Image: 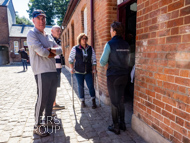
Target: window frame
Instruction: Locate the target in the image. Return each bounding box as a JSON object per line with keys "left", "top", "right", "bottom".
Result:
{"left": 14, "top": 41, "right": 19, "bottom": 54}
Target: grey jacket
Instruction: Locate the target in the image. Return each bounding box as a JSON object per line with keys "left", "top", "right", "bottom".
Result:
{"left": 27, "top": 27, "right": 62, "bottom": 75}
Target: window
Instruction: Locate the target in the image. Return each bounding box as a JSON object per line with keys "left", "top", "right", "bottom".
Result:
{"left": 83, "top": 7, "right": 87, "bottom": 35}
{"left": 14, "top": 41, "right": 19, "bottom": 54}
{"left": 65, "top": 33, "right": 67, "bottom": 47}
{"left": 24, "top": 41, "right": 27, "bottom": 46}
{"left": 63, "top": 35, "right": 65, "bottom": 47}
{"left": 71, "top": 23, "right": 75, "bottom": 47}
{"left": 68, "top": 29, "right": 70, "bottom": 46}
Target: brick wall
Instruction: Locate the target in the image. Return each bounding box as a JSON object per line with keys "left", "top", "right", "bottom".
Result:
{"left": 62, "top": 0, "right": 92, "bottom": 67}
{"left": 134, "top": 0, "right": 190, "bottom": 142}
{"left": 94, "top": 0, "right": 117, "bottom": 99}
{"left": 62, "top": 0, "right": 118, "bottom": 101}
{"left": 0, "top": 7, "right": 9, "bottom": 45}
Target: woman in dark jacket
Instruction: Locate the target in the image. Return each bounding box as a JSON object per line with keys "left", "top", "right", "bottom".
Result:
{"left": 69, "top": 33, "right": 97, "bottom": 109}
{"left": 100, "top": 22, "right": 130, "bottom": 134}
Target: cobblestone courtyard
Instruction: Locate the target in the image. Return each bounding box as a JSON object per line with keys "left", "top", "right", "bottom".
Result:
{"left": 0, "top": 65, "right": 146, "bottom": 143}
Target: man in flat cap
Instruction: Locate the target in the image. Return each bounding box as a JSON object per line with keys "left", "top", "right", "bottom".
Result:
{"left": 27, "top": 9, "right": 62, "bottom": 137}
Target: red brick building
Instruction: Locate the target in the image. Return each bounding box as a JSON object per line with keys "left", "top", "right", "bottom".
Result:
{"left": 62, "top": 0, "right": 190, "bottom": 143}
{"left": 9, "top": 24, "right": 52, "bottom": 63}
{"left": 0, "top": 0, "right": 15, "bottom": 65}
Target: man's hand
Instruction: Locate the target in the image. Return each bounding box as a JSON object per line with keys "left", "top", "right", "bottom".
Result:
{"left": 50, "top": 49, "right": 57, "bottom": 54}
{"left": 48, "top": 52, "right": 56, "bottom": 58}
{"left": 47, "top": 48, "right": 56, "bottom": 58}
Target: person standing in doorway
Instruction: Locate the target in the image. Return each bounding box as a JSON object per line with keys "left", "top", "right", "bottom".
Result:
{"left": 100, "top": 21, "right": 130, "bottom": 135}
{"left": 51, "top": 25, "right": 65, "bottom": 111}
{"left": 69, "top": 33, "right": 97, "bottom": 109}
{"left": 18, "top": 48, "right": 29, "bottom": 71}
{"left": 27, "top": 10, "right": 62, "bottom": 137}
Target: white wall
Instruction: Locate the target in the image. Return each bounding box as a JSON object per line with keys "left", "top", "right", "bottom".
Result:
{"left": 117, "top": 0, "right": 125, "bottom": 5}
{"left": 83, "top": 7, "right": 87, "bottom": 35}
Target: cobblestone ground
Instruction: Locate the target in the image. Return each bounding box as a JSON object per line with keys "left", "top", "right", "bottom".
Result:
{"left": 0, "top": 65, "right": 147, "bottom": 143}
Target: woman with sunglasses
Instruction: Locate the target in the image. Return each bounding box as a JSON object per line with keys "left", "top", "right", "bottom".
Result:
{"left": 69, "top": 33, "right": 97, "bottom": 109}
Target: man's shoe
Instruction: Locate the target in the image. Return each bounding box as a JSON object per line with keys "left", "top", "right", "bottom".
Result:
{"left": 33, "top": 125, "right": 49, "bottom": 137}
{"left": 81, "top": 101, "right": 86, "bottom": 108}
{"left": 52, "top": 111, "right": 57, "bottom": 117}
{"left": 119, "top": 122, "right": 126, "bottom": 131}
{"left": 108, "top": 124, "right": 120, "bottom": 135}
{"left": 53, "top": 103, "right": 65, "bottom": 110}
{"left": 92, "top": 98, "right": 97, "bottom": 109}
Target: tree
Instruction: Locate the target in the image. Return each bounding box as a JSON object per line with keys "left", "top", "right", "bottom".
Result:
{"left": 16, "top": 13, "right": 33, "bottom": 25}
{"left": 54, "top": 0, "right": 70, "bottom": 26}
{"left": 27, "top": 0, "right": 70, "bottom": 26}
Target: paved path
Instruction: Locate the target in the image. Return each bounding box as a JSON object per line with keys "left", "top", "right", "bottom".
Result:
{"left": 0, "top": 65, "right": 147, "bottom": 143}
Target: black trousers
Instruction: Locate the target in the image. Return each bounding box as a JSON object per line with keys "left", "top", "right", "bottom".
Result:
{"left": 34, "top": 72, "right": 57, "bottom": 126}
{"left": 107, "top": 75, "right": 128, "bottom": 124}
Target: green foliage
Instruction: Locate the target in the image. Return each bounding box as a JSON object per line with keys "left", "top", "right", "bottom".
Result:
{"left": 27, "top": 0, "right": 70, "bottom": 26}
{"left": 16, "top": 13, "right": 33, "bottom": 25}
{"left": 54, "top": 0, "right": 70, "bottom": 26}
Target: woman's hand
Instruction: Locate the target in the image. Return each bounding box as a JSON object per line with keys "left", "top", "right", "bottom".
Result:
{"left": 70, "top": 68, "right": 75, "bottom": 74}
{"left": 92, "top": 65, "right": 97, "bottom": 75}
{"left": 69, "top": 64, "right": 75, "bottom": 74}
{"left": 92, "top": 69, "right": 97, "bottom": 75}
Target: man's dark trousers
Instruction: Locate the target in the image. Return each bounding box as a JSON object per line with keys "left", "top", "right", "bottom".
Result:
{"left": 34, "top": 72, "right": 57, "bottom": 126}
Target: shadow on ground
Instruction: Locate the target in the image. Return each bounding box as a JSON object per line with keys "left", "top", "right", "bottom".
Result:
{"left": 60, "top": 67, "right": 147, "bottom": 143}
{"left": 32, "top": 118, "right": 70, "bottom": 143}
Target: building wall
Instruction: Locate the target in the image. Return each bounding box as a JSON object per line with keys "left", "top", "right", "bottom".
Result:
{"left": 62, "top": 0, "right": 190, "bottom": 142}
{"left": 7, "top": 0, "right": 16, "bottom": 32}
{"left": 62, "top": 0, "right": 118, "bottom": 103}
{"left": 9, "top": 37, "right": 27, "bottom": 62}
{"left": 134, "top": 0, "right": 190, "bottom": 143}
{"left": 62, "top": 0, "right": 92, "bottom": 68}
{"left": 0, "top": 6, "right": 9, "bottom": 45}
{"left": 94, "top": 0, "right": 117, "bottom": 100}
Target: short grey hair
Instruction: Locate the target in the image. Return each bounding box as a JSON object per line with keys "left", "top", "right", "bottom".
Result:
{"left": 52, "top": 25, "right": 61, "bottom": 30}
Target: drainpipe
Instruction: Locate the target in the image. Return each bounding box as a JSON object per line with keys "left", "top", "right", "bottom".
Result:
{"left": 90, "top": 0, "right": 94, "bottom": 48}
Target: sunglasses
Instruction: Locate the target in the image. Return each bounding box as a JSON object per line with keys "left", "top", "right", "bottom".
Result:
{"left": 82, "top": 38, "right": 88, "bottom": 40}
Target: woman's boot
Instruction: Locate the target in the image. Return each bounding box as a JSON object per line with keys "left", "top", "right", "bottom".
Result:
{"left": 108, "top": 104, "right": 120, "bottom": 134}
{"left": 92, "top": 98, "right": 97, "bottom": 109}
{"left": 119, "top": 103, "right": 126, "bottom": 131}
{"left": 81, "top": 101, "right": 86, "bottom": 108}
{"left": 108, "top": 123, "right": 120, "bottom": 135}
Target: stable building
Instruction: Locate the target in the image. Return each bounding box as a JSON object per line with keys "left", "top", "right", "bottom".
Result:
{"left": 0, "top": 0, "right": 52, "bottom": 65}
{"left": 61, "top": 0, "right": 190, "bottom": 143}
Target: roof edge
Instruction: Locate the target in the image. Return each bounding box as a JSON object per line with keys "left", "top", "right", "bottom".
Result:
{"left": 62, "top": 0, "right": 80, "bottom": 27}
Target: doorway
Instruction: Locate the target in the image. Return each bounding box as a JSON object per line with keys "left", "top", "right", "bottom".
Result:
{"left": 0, "top": 46, "right": 9, "bottom": 65}
{"left": 118, "top": 0, "right": 137, "bottom": 124}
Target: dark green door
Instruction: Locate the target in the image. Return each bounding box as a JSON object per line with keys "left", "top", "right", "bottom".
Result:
{"left": 0, "top": 46, "right": 9, "bottom": 65}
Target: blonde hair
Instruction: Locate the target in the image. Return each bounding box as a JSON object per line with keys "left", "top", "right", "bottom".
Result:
{"left": 77, "top": 33, "right": 88, "bottom": 45}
